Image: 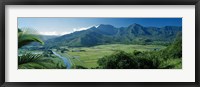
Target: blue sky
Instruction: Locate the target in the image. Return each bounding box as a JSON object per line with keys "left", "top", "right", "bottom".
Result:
{"left": 18, "top": 18, "right": 182, "bottom": 35}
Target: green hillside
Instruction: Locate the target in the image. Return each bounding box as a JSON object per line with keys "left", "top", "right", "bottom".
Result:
{"left": 44, "top": 24, "right": 182, "bottom": 47}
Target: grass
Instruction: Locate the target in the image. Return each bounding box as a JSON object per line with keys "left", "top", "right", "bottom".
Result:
{"left": 58, "top": 44, "right": 166, "bottom": 68}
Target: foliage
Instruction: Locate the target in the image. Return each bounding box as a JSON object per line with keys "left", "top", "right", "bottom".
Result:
{"left": 163, "top": 32, "right": 182, "bottom": 58}
{"left": 18, "top": 60, "right": 67, "bottom": 69}
{"left": 18, "top": 51, "right": 67, "bottom": 69}
{"left": 18, "top": 53, "right": 43, "bottom": 65}
{"left": 98, "top": 51, "right": 137, "bottom": 69}
{"left": 97, "top": 51, "right": 162, "bottom": 69}
{"left": 97, "top": 33, "right": 182, "bottom": 69}
{"left": 18, "top": 28, "right": 44, "bottom": 48}
{"left": 43, "top": 50, "right": 53, "bottom": 57}
{"left": 18, "top": 29, "right": 66, "bottom": 69}
{"left": 72, "top": 65, "right": 88, "bottom": 69}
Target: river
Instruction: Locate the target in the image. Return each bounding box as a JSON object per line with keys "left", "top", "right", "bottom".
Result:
{"left": 52, "top": 51, "right": 72, "bottom": 69}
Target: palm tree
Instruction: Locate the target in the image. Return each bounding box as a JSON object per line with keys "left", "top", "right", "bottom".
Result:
{"left": 18, "top": 28, "right": 44, "bottom": 48}
{"left": 18, "top": 28, "right": 67, "bottom": 69}
{"left": 18, "top": 28, "right": 44, "bottom": 66}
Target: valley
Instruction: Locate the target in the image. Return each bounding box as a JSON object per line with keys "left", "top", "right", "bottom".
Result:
{"left": 18, "top": 21, "right": 182, "bottom": 69}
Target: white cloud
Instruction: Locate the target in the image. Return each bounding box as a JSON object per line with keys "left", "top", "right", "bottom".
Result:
{"left": 39, "top": 31, "right": 71, "bottom": 36}
{"left": 60, "top": 32, "right": 71, "bottom": 35}
{"left": 39, "top": 25, "right": 99, "bottom": 36}
{"left": 72, "top": 27, "right": 89, "bottom": 32}
{"left": 73, "top": 25, "right": 99, "bottom": 32}
{"left": 39, "top": 31, "right": 58, "bottom": 35}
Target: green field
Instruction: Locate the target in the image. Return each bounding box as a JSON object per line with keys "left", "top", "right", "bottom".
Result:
{"left": 57, "top": 44, "right": 166, "bottom": 68}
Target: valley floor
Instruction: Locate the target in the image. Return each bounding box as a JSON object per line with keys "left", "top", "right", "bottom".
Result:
{"left": 56, "top": 44, "right": 166, "bottom": 69}
{"left": 18, "top": 44, "right": 166, "bottom": 69}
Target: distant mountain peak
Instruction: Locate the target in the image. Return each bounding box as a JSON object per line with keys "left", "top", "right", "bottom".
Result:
{"left": 94, "top": 25, "right": 100, "bottom": 28}
{"left": 129, "top": 23, "right": 142, "bottom": 27}
{"left": 127, "top": 23, "right": 144, "bottom": 30}
{"left": 97, "top": 24, "right": 115, "bottom": 29}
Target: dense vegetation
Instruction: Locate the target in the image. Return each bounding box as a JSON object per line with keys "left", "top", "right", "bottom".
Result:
{"left": 97, "top": 33, "right": 182, "bottom": 69}
{"left": 18, "top": 29, "right": 66, "bottom": 69}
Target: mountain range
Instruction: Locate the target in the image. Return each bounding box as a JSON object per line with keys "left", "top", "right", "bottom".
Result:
{"left": 44, "top": 23, "right": 182, "bottom": 47}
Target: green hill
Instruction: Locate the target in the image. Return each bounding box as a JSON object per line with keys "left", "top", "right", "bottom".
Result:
{"left": 44, "top": 23, "right": 182, "bottom": 47}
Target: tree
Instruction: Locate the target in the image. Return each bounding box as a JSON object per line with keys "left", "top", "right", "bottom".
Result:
{"left": 18, "top": 28, "right": 67, "bottom": 69}
{"left": 98, "top": 51, "right": 138, "bottom": 69}
{"left": 18, "top": 28, "right": 44, "bottom": 67}
{"left": 18, "top": 28, "right": 44, "bottom": 48}
{"left": 163, "top": 32, "right": 182, "bottom": 59}
{"left": 97, "top": 34, "right": 182, "bottom": 69}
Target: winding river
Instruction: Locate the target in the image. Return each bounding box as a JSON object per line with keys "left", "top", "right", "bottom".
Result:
{"left": 52, "top": 51, "right": 72, "bottom": 69}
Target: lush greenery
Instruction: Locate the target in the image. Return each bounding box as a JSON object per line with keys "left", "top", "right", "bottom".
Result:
{"left": 18, "top": 29, "right": 66, "bottom": 69}
{"left": 97, "top": 33, "right": 182, "bottom": 69}
{"left": 18, "top": 55, "right": 66, "bottom": 69}
{"left": 18, "top": 28, "right": 44, "bottom": 48}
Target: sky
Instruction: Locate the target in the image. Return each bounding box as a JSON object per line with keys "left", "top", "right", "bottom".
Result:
{"left": 18, "top": 18, "right": 182, "bottom": 36}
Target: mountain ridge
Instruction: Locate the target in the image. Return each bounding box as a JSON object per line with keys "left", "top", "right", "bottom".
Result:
{"left": 44, "top": 23, "right": 182, "bottom": 47}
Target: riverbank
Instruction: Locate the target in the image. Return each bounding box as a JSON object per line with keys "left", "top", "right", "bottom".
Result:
{"left": 52, "top": 51, "right": 72, "bottom": 69}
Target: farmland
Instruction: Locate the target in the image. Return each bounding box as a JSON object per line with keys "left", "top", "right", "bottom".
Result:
{"left": 55, "top": 44, "right": 166, "bottom": 68}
